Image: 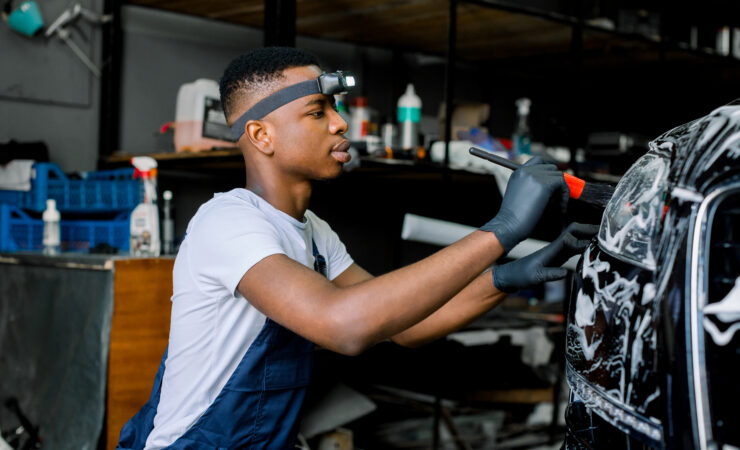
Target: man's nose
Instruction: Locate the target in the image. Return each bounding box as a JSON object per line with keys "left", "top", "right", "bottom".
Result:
{"left": 329, "top": 108, "right": 348, "bottom": 135}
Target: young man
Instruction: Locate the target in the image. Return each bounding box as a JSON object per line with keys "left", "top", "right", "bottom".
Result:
{"left": 118, "top": 47, "right": 595, "bottom": 449}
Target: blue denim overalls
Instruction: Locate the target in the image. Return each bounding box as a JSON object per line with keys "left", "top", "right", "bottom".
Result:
{"left": 117, "top": 240, "right": 327, "bottom": 449}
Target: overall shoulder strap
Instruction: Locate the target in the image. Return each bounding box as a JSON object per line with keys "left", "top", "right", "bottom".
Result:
{"left": 312, "top": 238, "right": 327, "bottom": 278}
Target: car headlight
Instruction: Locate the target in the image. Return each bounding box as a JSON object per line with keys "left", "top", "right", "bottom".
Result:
{"left": 598, "top": 148, "right": 670, "bottom": 270}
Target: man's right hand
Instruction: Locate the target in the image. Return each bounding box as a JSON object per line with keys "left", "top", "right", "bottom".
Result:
{"left": 480, "top": 156, "right": 569, "bottom": 252}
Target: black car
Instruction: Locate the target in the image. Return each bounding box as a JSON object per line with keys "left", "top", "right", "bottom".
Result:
{"left": 565, "top": 100, "right": 740, "bottom": 449}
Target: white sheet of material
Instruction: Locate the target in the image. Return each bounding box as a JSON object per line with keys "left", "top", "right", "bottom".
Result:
{"left": 401, "top": 213, "right": 580, "bottom": 271}
{"left": 429, "top": 141, "right": 512, "bottom": 194}
{"left": 0, "top": 159, "right": 35, "bottom": 191}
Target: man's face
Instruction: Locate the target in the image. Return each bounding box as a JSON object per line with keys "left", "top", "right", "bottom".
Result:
{"left": 261, "top": 65, "right": 350, "bottom": 181}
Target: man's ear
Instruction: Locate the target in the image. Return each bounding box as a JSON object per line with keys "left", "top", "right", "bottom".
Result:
{"left": 245, "top": 121, "right": 274, "bottom": 156}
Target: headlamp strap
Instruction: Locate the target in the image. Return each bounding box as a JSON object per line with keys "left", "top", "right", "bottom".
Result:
{"left": 230, "top": 78, "right": 321, "bottom": 141}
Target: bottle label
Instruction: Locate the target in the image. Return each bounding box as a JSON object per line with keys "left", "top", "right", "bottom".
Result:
{"left": 397, "top": 107, "right": 421, "bottom": 123}
{"left": 43, "top": 222, "right": 60, "bottom": 247}
{"left": 513, "top": 134, "right": 531, "bottom": 155}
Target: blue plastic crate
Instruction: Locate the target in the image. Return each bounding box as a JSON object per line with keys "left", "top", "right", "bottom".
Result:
{"left": 0, "top": 204, "right": 131, "bottom": 253}
{"left": 0, "top": 204, "right": 43, "bottom": 252}
{"left": 0, "top": 163, "right": 142, "bottom": 213}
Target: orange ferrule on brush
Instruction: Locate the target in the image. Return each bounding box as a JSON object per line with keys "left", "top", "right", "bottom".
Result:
{"left": 563, "top": 173, "right": 585, "bottom": 199}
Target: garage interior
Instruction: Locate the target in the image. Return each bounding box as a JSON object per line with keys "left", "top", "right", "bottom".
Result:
{"left": 1, "top": 0, "right": 738, "bottom": 449}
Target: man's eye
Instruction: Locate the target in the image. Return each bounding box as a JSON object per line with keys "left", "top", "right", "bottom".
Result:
{"left": 310, "top": 110, "right": 325, "bottom": 118}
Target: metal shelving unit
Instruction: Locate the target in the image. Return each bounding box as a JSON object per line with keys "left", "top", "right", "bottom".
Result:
{"left": 104, "top": 0, "right": 740, "bottom": 169}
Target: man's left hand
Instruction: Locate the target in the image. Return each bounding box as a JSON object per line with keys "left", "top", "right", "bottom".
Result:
{"left": 491, "top": 222, "right": 599, "bottom": 293}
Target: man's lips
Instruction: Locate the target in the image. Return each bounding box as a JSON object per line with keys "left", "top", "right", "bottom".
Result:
{"left": 331, "top": 139, "right": 352, "bottom": 163}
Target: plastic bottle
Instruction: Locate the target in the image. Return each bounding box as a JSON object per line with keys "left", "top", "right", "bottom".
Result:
{"left": 130, "top": 156, "right": 161, "bottom": 257}
{"left": 381, "top": 119, "right": 397, "bottom": 150}
{"left": 349, "top": 97, "right": 370, "bottom": 141}
{"left": 42, "top": 199, "right": 60, "bottom": 255}
{"left": 162, "top": 190, "right": 174, "bottom": 255}
{"left": 174, "top": 79, "right": 237, "bottom": 153}
{"left": 512, "top": 97, "right": 532, "bottom": 156}
{"left": 397, "top": 84, "right": 422, "bottom": 150}
{"left": 335, "top": 94, "right": 351, "bottom": 123}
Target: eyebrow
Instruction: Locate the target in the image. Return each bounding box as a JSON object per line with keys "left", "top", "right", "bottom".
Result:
{"left": 303, "top": 98, "right": 327, "bottom": 108}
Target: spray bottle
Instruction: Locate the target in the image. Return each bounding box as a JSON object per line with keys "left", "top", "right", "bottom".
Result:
{"left": 130, "top": 156, "right": 160, "bottom": 256}
{"left": 512, "top": 97, "right": 531, "bottom": 157}
{"left": 397, "top": 84, "right": 422, "bottom": 150}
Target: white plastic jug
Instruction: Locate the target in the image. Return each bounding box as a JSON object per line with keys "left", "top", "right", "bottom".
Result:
{"left": 174, "top": 79, "right": 236, "bottom": 153}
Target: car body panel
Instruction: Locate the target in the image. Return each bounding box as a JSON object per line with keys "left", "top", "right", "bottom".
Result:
{"left": 565, "top": 100, "right": 740, "bottom": 449}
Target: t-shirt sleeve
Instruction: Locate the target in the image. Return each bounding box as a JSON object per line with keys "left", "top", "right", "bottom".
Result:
{"left": 309, "top": 212, "right": 354, "bottom": 280}
{"left": 186, "top": 199, "right": 286, "bottom": 295}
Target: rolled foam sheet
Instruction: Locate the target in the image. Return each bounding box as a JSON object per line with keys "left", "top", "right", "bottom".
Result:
{"left": 401, "top": 213, "right": 580, "bottom": 271}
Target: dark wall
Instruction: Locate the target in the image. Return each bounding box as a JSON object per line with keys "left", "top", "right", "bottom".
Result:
{"left": 118, "top": 5, "right": 508, "bottom": 245}
{"left": 119, "top": 6, "right": 397, "bottom": 154}
{"left": 118, "top": 6, "right": 513, "bottom": 154}
{"left": 0, "top": 0, "right": 104, "bottom": 172}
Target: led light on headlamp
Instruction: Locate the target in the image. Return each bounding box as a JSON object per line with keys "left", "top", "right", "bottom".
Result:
{"left": 317, "top": 71, "right": 355, "bottom": 95}
{"left": 230, "top": 70, "right": 356, "bottom": 141}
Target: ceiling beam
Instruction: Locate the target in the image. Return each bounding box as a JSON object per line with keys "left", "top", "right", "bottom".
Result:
{"left": 264, "top": 0, "right": 296, "bottom": 47}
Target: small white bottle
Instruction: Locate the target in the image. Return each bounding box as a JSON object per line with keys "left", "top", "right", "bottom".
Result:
{"left": 162, "top": 190, "right": 174, "bottom": 255}
{"left": 42, "top": 199, "right": 61, "bottom": 255}
{"left": 397, "top": 84, "right": 422, "bottom": 150}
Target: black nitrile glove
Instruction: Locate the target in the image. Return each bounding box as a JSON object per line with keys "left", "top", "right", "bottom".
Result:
{"left": 492, "top": 222, "right": 599, "bottom": 293}
{"left": 480, "top": 156, "right": 569, "bottom": 252}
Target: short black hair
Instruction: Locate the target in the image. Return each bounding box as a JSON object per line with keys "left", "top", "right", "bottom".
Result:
{"left": 219, "top": 47, "right": 320, "bottom": 120}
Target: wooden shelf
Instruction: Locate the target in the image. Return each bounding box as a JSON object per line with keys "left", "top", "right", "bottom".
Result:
{"left": 107, "top": 147, "right": 241, "bottom": 163}
{"left": 104, "top": 150, "right": 504, "bottom": 184}
{"left": 106, "top": 148, "right": 245, "bottom": 171}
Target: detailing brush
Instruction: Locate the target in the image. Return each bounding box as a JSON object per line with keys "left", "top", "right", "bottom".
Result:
{"left": 469, "top": 147, "right": 615, "bottom": 208}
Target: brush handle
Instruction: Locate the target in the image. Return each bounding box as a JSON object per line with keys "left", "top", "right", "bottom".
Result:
{"left": 563, "top": 173, "right": 585, "bottom": 199}
{"left": 468, "top": 147, "right": 585, "bottom": 200}
{"left": 468, "top": 147, "right": 520, "bottom": 170}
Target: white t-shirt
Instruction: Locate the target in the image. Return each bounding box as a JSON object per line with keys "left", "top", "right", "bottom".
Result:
{"left": 144, "top": 188, "right": 354, "bottom": 449}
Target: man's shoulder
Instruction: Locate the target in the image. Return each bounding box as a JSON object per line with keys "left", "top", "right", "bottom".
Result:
{"left": 189, "top": 189, "right": 267, "bottom": 231}
{"left": 207, "top": 188, "right": 259, "bottom": 208}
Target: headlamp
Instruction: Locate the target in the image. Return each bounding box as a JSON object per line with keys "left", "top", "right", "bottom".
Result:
{"left": 317, "top": 71, "right": 355, "bottom": 95}
{"left": 230, "top": 70, "right": 356, "bottom": 141}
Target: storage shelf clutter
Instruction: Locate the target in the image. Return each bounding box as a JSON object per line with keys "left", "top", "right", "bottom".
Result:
{"left": 0, "top": 163, "right": 141, "bottom": 213}
{"left": 0, "top": 163, "right": 142, "bottom": 253}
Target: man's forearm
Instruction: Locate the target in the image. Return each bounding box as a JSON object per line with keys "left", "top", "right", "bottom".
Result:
{"left": 390, "top": 271, "right": 506, "bottom": 348}
{"left": 240, "top": 229, "right": 505, "bottom": 355}
{"left": 332, "top": 230, "right": 505, "bottom": 348}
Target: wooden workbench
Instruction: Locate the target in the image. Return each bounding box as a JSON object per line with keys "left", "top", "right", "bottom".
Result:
{"left": 0, "top": 253, "right": 173, "bottom": 449}
{"left": 107, "top": 257, "right": 173, "bottom": 448}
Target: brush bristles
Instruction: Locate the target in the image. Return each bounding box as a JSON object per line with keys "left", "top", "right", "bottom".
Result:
{"left": 580, "top": 183, "right": 616, "bottom": 208}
